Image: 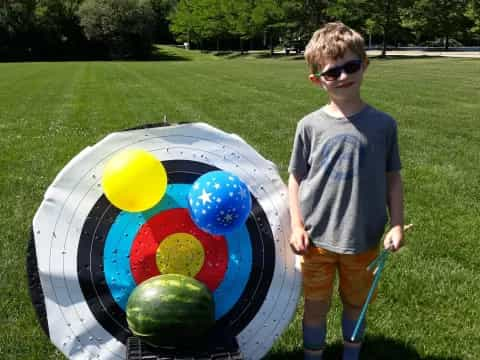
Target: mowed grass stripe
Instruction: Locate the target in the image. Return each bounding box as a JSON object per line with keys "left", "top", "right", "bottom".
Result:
{"left": 109, "top": 60, "right": 320, "bottom": 165}
{"left": 111, "top": 60, "right": 307, "bottom": 121}
{"left": 377, "top": 254, "right": 480, "bottom": 358}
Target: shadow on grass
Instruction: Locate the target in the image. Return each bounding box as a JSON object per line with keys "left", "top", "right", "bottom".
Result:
{"left": 369, "top": 55, "right": 444, "bottom": 61}
{"left": 252, "top": 52, "right": 286, "bottom": 59}
{"left": 148, "top": 47, "right": 192, "bottom": 61}
{"left": 255, "top": 53, "right": 306, "bottom": 61}
{"left": 211, "top": 51, "right": 447, "bottom": 61}
{"left": 213, "top": 51, "right": 250, "bottom": 59}
{"left": 266, "top": 336, "right": 462, "bottom": 360}
{"left": 217, "top": 52, "right": 309, "bottom": 61}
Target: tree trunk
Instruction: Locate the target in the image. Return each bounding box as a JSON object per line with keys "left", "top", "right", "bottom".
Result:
{"left": 269, "top": 32, "right": 274, "bottom": 56}
{"left": 381, "top": 0, "right": 390, "bottom": 57}
{"left": 444, "top": 35, "right": 449, "bottom": 51}
{"left": 381, "top": 26, "right": 387, "bottom": 57}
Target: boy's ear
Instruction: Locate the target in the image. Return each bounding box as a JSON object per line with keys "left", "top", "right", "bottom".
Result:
{"left": 363, "top": 58, "right": 370, "bottom": 71}
{"left": 308, "top": 73, "right": 321, "bottom": 84}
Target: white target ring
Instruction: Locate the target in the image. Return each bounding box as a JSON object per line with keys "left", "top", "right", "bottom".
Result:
{"left": 30, "top": 123, "right": 301, "bottom": 360}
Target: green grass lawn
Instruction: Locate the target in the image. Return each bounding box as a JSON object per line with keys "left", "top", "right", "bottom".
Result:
{"left": 1, "top": 46, "right": 479, "bottom": 359}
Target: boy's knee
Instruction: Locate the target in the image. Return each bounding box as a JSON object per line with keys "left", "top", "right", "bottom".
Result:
{"left": 304, "top": 299, "right": 331, "bottom": 325}
{"left": 341, "top": 301, "right": 363, "bottom": 320}
{"left": 303, "top": 299, "right": 330, "bottom": 354}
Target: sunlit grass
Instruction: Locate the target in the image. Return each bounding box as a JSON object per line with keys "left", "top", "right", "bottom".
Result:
{"left": 1, "top": 51, "right": 479, "bottom": 359}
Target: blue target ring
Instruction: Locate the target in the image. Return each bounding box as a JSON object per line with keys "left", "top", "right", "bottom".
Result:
{"left": 103, "top": 184, "right": 252, "bottom": 319}
{"left": 77, "top": 159, "right": 276, "bottom": 346}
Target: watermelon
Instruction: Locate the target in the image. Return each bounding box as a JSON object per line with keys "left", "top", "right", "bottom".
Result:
{"left": 126, "top": 274, "right": 215, "bottom": 347}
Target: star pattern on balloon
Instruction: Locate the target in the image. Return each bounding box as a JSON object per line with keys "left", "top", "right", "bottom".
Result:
{"left": 188, "top": 171, "right": 252, "bottom": 235}
{"left": 198, "top": 189, "right": 212, "bottom": 205}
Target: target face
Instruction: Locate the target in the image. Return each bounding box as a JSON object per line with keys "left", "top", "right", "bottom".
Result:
{"left": 30, "top": 123, "right": 301, "bottom": 360}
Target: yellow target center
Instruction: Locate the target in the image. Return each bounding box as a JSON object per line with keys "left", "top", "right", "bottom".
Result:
{"left": 156, "top": 233, "right": 205, "bottom": 277}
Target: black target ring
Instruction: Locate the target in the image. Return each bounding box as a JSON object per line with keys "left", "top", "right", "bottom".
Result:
{"left": 77, "top": 160, "right": 275, "bottom": 348}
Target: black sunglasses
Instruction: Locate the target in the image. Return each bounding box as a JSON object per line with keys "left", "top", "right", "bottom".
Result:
{"left": 315, "top": 59, "right": 363, "bottom": 81}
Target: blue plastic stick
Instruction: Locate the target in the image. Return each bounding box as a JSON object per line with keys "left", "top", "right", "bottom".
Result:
{"left": 350, "top": 251, "right": 389, "bottom": 342}
{"left": 366, "top": 249, "right": 389, "bottom": 272}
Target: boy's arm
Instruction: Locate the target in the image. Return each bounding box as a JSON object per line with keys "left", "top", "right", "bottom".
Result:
{"left": 288, "top": 174, "right": 309, "bottom": 254}
{"left": 384, "top": 171, "right": 404, "bottom": 251}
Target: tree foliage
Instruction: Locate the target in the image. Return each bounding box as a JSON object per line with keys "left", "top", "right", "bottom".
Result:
{"left": 170, "top": 0, "right": 256, "bottom": 48}
{"left": 466, "top": 0, "right": 480, "bottom": 35}
{"left": 401, "top": 0, "right": 470, "bottom": 49}
{"left": 78, "top": 0, "right": 155, "bottom": 58}
{"left": 327, "top": 0, "right": 368, "bottom": 32}
{"left": 251, "top": 0, "right": 285, "bottom": 52}
{"left": 0, "top": 0, "right": 36, "bottom": 57}
{"left": 150, "top": 0, "right": 178, "bottom": 43}
{"left": 34, "top": 0, "right": 86, "bottom": 56}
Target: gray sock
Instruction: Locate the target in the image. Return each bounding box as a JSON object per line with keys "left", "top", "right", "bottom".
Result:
{"left": 342, "top": 344, "right": 361, "bottom": 360}
{"left": 305, "top": 348, "right": 324, "bottom": 360}
{"left": 303, "top": 322, "right": 326, "bottom": 360}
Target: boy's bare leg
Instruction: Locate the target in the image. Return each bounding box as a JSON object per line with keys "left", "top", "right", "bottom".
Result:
{"left": 303, "top": 299, "right": 330, "bottom": 360}
{"left": 342, "top": 304, "right": 363, "bottom": 360}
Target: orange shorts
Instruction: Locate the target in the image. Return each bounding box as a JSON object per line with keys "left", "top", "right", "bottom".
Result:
{"left": 301, "top": 246, "right": 379, "bottom": 307}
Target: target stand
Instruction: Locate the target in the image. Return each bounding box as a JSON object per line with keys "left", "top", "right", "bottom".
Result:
{"left": 28, "top": 122, "right": 301, "bottom": 360}
{"left": 126, "top": 333, "right": 243, "bottom": 360}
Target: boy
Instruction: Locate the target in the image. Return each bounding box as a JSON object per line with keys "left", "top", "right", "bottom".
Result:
{"left": 288, "top": 22, "right": 404, "bottom": 360}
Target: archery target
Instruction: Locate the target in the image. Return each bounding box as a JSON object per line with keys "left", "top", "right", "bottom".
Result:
{"left": 30, "top": 123, "right": 301, "bottom": 360}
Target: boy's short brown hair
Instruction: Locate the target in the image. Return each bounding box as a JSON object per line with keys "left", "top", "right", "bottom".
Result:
{"left": 304, "top": 22, "right": 368, "bottom": 74}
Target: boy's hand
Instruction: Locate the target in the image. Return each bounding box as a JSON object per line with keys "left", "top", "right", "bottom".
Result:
{"left": 383, "top": 225, "right": 404, "bottom": 251}
{"left": 290, "top": 226, "right": 309, "bottom": 254}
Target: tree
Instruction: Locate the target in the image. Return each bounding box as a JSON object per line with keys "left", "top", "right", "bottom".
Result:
{"left": 150, "top": 0, "right": 177, "bottom": 43}
{"left": 170, "top": 0, "right": 230, "bottom": 50}
{"left": 0, "top": 0, "right": 36, "bottom": 58}
{"left": 194, "top": 0, "right": 229, "bottom": 49}
{"left": 326, "top": 0, "right": 372, "bottom": 45}
{"left": 169, "top": 0, "right": 201, "bottom": 46}
{"left": 327, "top": 0, "right": 366, "bottom": 29}
{"left": 465, "top": 0, "right": 480, "bottom": 36}
{"left": 363, "top": 0, "right": 412, "bottom": 56}
{"left": 401, "top": 0, "right": 469, "bottom": 49}
{"left": 34, "top": 0, "right": 85, "bottom": 57}
{"left": 224, "top": 0, "right": 256, "bottom": 53}
{"left": 303, "top": 0, "right": 329, "bottom": 33}
{"left": 79, "top": 0, "right": 155, "bottom": 58}
{"left": 0, "top": 0, "right": 36, "bottom": 35}
{"left": 278, "top": 0, "right": 328, "bottom": 48}
{"left": 325, "top": 0, "right": 413, "bottom": 55}
{"left": 251, "top": 0, "right": 285, "bottom": 54}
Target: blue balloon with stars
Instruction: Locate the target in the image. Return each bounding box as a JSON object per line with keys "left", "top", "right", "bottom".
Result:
{"left": 187, "top": 170, "right": 252, "bottom": 235}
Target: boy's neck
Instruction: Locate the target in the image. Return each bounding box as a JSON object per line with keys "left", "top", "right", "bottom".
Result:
{"left": 325, "top": 97, "right": 366, "bottom": 118}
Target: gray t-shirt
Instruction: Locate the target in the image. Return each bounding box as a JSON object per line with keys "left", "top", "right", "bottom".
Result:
{"left": 288, "top": 104, "right": 401, "bottom": 254}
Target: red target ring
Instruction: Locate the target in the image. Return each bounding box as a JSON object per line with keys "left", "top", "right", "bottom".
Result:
{"left": 129, "top": 208, "right": 228, "bottom": 291}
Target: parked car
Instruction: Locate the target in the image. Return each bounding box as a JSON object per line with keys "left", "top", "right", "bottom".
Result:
{"left": 283, "top": 40, "right": 306, "bottom": 55}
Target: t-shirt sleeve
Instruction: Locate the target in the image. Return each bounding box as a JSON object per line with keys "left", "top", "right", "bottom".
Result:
{"left": 386, "top": 120, "right": 401, "bottom": 172}
{"left": 288, "top": 121, "right": 310, "bottom": 180}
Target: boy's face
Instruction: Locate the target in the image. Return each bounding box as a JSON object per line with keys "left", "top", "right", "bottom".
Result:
{"left": 309, "top": 49, "right": 367, "bottom": 100}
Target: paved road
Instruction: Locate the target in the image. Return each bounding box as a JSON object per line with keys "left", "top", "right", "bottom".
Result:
{"left": 276, "top": 49, "right": 480, "bottom": 58}
{"left": 367, "top": 49, "right": 480, "bottom": 58}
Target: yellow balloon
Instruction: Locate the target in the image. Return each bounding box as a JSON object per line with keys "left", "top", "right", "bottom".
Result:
{"left": 102, "top": 149, "right": 167, "bottom": 212}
